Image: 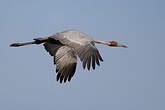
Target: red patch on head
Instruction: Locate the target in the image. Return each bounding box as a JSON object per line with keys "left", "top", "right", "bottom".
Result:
{"left": 109, "top": 41, "right": 117, "bottom": 46}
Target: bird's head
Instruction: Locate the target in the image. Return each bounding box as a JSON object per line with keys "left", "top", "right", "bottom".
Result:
{"left": 108, "top": 41, "right": 128, "bottom": 48}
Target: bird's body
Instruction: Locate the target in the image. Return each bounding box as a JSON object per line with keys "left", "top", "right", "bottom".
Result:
{"left": 10, "top": 30, "right": 127, "bottom": 83}
{"left": 59, "top": 30, "right": 94, "bottom": 45}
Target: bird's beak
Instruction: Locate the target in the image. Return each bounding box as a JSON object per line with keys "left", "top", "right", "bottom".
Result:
{"left": 117, "top": 43, "right": 128, "bottom": 48}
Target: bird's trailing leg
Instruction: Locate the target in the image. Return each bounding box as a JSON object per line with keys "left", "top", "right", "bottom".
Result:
{"left": 10, "top": 41, "right": 36, "bottom": 47}
{"left": 10, "top": 36, "right": 50, "bottom": 47}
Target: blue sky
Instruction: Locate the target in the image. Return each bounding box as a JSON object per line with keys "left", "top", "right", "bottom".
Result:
{"left": 0, "top": 0, "right": 165, "bottom": 110}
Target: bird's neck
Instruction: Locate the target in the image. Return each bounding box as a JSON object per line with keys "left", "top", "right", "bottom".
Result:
{"left": 93, "top": 40, "right": 109, "bottom": 45}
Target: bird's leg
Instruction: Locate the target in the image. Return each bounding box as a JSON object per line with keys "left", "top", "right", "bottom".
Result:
{"left": 10, "top": 36, "right": 50, "bottom": 47}
{"left": 10, "top": 41, "right": 36, "bottom": 47}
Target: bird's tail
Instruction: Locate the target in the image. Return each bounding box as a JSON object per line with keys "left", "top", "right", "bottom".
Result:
{"left": 10, "top": 41, "right": 35, "bottom": 47}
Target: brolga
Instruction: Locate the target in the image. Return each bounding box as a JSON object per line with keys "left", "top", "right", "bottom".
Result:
{"left": 10, "top": 30, "right": 128, "bottom": 83}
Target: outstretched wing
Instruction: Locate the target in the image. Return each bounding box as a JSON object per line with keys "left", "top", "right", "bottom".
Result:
{"left": 44, "top": 42, "right": 77, "bottom": 83}
{"left": 49, "top": 30, "right": 103, "bottom": 70}
{"left": 76, "top": 43, "right": 103, "bottom": 70}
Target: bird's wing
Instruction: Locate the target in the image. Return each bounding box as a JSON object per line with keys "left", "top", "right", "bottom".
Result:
{"left": 49, "top": 30, "right": 103, "bottom": 70}
{"left": 75, "top": 43, "right": 103, "bottom": 70}
{"left": 44, "top": 42, "right": 77, "bottom": 83}
{"left": 43, "top": 42, "right": 61, "bottom": 56}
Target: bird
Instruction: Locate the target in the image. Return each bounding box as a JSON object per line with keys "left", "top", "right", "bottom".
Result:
{"left": 10, "top": 30, "right": 128, "bottom": 83}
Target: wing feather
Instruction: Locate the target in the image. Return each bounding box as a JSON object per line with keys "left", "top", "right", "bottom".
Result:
{"left": 44, "top": 42, "right": 77, "bottom": 83}
{"left": 49, "top": 30, "right": 103, "bottom": 70}
{"left": 55, "top": 46, "right": 77, "bottom": 83}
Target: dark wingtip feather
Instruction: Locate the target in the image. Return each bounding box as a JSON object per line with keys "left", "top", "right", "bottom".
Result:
{"left": 87, "top": 56, "right": 91, "bottom": 70}
{"left": 56, "top": 73, "right": 61, "bottom": 81}
{"left": 64, "top": 77, "right": 67, "bottom": 83}
{"left": 98, "top": 53, "right": 103, "bottom": 62}
{"left": 82, "top": 62, "right": 86, "bottom": 69}
{"left": 92, "top": 55, "right": 95, "bottom": 70}
{"left": 82, "top": 57, "right": 87, "bottom": 69}
{"left": 60, "top": 76, "right": 64, "bottom": 83}
{"left": 87, "top": 66, "right": 90, "bottom": 71}
{"left": 68, "top": 76, "right": 72, "bottom": 82}
{"left": 100, "top": 56, "right": 103, "bottom": 62}
{"left": 96, "top": 58, "right": 100, "bottom": 66}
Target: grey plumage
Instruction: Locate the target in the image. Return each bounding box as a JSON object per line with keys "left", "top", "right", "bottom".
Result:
{"left": 10, "top": 30, "right": 128, "bottom": 83}
{"left": 10, "top": 30, "right": 105, "bottom": 83}
{"left": 39, "top": 30, "right": 103, "bottom": 83}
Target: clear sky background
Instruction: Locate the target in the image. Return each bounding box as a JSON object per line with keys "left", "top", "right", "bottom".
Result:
{"left": 0, "top": 0, "right": 165, "bottom": 110}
